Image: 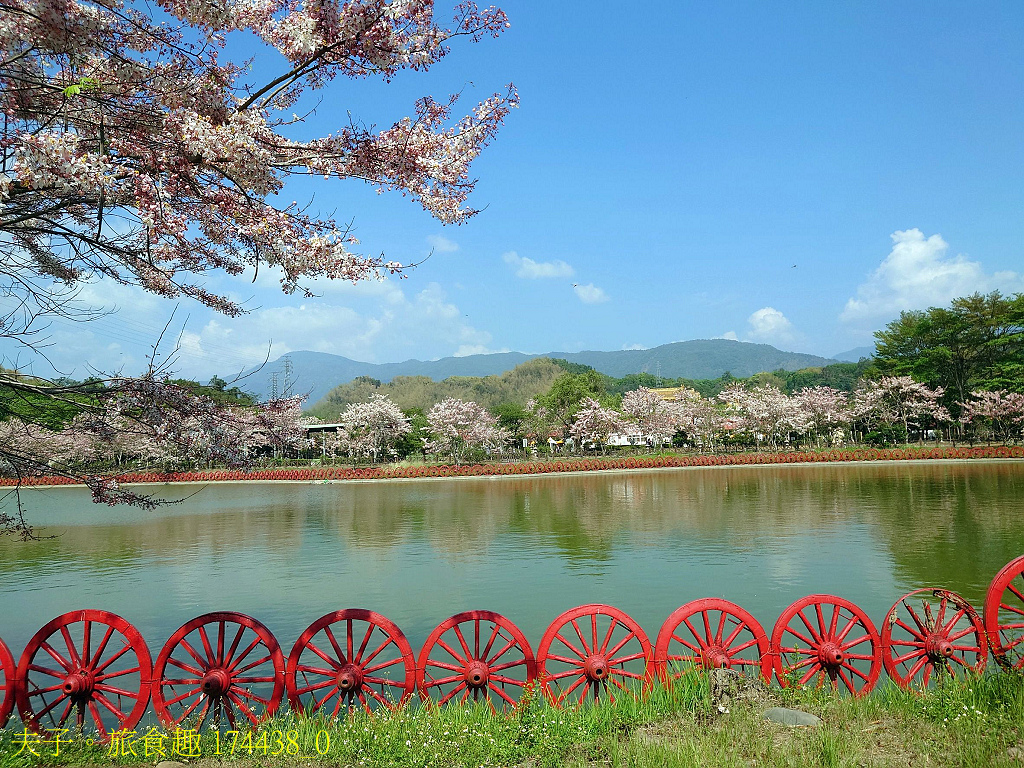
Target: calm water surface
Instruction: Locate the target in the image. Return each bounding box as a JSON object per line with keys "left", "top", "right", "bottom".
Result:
{"left": 2, "top": 460, "right": 1023, "bottom": 657}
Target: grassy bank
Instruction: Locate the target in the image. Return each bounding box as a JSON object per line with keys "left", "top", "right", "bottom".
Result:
{"left": 2, "top": 672, "right": 1022, "bottom": 767}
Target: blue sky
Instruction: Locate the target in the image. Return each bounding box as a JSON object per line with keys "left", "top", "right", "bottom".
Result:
{"left": 15, "top": 1, "right": 1024, "bottom": 381}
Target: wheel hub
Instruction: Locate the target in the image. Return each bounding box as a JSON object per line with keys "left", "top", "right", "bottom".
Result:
{"left": 337, "top": 664, "right": 364, "bottom": 692}
{"left": 201, "top": 668, "right": 232, "bottom": 697}
{"left": 702, "top": 647, "right": 730, "bottom": 669}
{"left": 464, "top": 660, "right": 490, "bottom": 688}
{"left": 925, "top": 634, "right": 954, "bottom": 661}
{"left": 62, "top": 670, "right": 95, "bottom": 700}
{"left": 817, "top": 643, "right": 844, "bottom": 668}
{"left": 583, "top": 654, "right": 609, "bottom": 681}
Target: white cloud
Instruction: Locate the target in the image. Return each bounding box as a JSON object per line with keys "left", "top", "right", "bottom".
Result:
{"left": 745, "top": 307, "right": 796, "bottom": 344}
{"left": 0, "top": 277, "right": 497, "bottom": 380}
{"left": 426, "top": 234, "right": 459, "bottom": 253}
{"left": 503, "top": 251, "right": 575, "bottom": 279}
{"left": 622, "top": 342, "right": 647, "bottom": 350}
{"left": 574, "top": 283, "right": 609, "bottom": 304}
{"left": 841, "top": 228, "right": 1024, "bottom": 324}
{"left": 718, "top": 331, "right": 739, "bottom": 341}
{"left": 454, "top": 343, "right": 509, "bottom": 357}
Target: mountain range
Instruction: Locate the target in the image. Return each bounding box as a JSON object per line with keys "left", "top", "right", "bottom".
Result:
{"left": 241, "top": 339, "right": 846, "bottom": 406}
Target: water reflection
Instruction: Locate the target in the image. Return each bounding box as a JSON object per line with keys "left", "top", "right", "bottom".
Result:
{"left": 0, "top": 462, "right": 1022, "bottom": 663}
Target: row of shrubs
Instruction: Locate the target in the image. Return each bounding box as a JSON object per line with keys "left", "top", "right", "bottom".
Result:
{"left": 3, "top": 445, "right": 1022, "bottom": 487}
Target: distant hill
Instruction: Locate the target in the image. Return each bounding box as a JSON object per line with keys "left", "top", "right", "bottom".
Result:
{"left": 832, "top": 346, "right": 875, "bottom": 362}
{"left": 241, "top": 339, "right": 839, "bottom": 405}
{"left": 306, "top": 358, "right": 566, "bottom": 420}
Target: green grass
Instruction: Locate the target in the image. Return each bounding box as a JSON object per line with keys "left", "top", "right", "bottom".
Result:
{"left": 1, "top": 672, "right": 1022, "bottom": 767}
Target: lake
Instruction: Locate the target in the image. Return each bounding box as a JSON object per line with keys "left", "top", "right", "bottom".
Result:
{"left": 2, "top": 460, "right": 1022, "bottom": 662}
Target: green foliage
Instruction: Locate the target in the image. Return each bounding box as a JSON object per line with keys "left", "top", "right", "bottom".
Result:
{"left": 393, "top": 408, "right": 429, "bottom": 459}
{"left": 167, "top": 378, "right": 256, "bottom": 406}
{"left": 492, "top": 401, "right": 530, "bottom": 438}
{"left": 308, "top": 356, "right": 880, "bottom": 427}
{"left": 308, "top": 358, "right": 567, "bottom": 420}
{"left": 874, "top": 291, "right": 1024, "bottom": 409}
{"left": 778, "top": 360, "right": 873, "bottom": 394}
{"left": 864, "top": 424, "right": 907, "bottom": 447}
{"left": 535, "top": 369, "right": 612, "bottom": 433}
{"left": 0, "top": 372, "right": 106, "bottom": 429}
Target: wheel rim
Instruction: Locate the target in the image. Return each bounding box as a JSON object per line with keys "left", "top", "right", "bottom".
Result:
{"left": 984, "top": 555, "right": 1024, "bottom": 671}
{"left": 655, "top": 598, "right": 771, "bottom": 682}
{"left": 537, "top": 604, "right": 652, "bottom": 707}
{"left": 882, "top": 589, "right": 987, "bottom": 689}
{"left": 771, "top": 595, "right": 882, "bottom": 697}
{"left": 417, "top": 610, "right": 536, "bottom": 710}
{"left": 152, "top": 612, "right": 284, "bottom": 730}
{"left": 286, "top": 609, "right": 415, "bottom": 716}
{"left": 14, "top": 610, "right": 152, "bottom": 741}
{"left": 0, "top": 636, "right": 15, "bottom": 729}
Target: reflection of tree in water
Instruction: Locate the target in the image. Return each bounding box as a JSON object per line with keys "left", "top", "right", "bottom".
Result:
{"left": 843, "top": 462, "right": 1024, "bottom": 602}
{"left": 2, "top": 464, "right": 1022, "bottom": 600}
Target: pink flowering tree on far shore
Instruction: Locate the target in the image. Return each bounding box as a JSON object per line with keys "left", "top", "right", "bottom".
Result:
{"left": 959, "top": 390, "right": 1024, "bottom": 444}
{"left": 673, "top": 388, "right": 726, "bottom": 453}
{"left": 620, "top": 387, "right": 679, "bottom": 450}
{"left": 793, "top": 386, "right": 852, "bottom": 448}
{"left": 853, "top": 376, "right": 949, "bottom": 443}
{"left": 718, "top": 384, "right": 805, "bottom": 450}
{"left": 338, "top": 394, "right": 411, "bottom": 462}
{"left": 426, "top": 398, "right": 506, "bottom": 464}
{"left": 569, "top": 398, "right": 624, "bottom": 453}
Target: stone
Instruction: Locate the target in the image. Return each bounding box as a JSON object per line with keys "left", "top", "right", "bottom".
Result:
{"left": 762, "top": 707, "right": 822, "bottom": 728}
{"left": 155, "top": 762, "right": 187, "bottom": 768}
{"left": 709, "top": 667, "right": 770, "bottom": 710}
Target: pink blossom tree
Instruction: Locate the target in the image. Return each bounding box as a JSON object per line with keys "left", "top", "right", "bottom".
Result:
{"left": 718, "top": 384, "right": 804, "bottom": 450}
{"left": 852, "top": 376, "right": 949, "bottom": 443}
{"left": 673, "top": 388, "right": 726, "bottom": 453}
{"left": 620, "top": 387, "right": 679, "bottom": 450}
{"left": 569, "top": 398, "right": 624, "bottom": 454}
{"left": 1, "top": 0, "right": 515, "bottom": 317}
{"left": 0, "top": 0, "right": 514, "bottom": 535}
{"left": 793, "top": 386, "right": 852, "bottom": 448}
{"left": 426, "top": 398, "right": 506, "bottom": 464}
{"left": 959, "top": 390, "right": 1024, "bottom": 444}
{"left": 337, "top": 393, "right": 411, "bottom": 462}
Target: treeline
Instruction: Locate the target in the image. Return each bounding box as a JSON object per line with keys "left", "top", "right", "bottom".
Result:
{"left": 308, "top": 357, "right": 874, "bottom": 419}
{"left": 874, "top": 291, "right": 1024, "bottom": 416}
{"left": 0, "top": 371, "right": 256, "bottom": 431}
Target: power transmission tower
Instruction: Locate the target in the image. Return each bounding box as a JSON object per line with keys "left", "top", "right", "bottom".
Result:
{"left": 270, "top": 372, "right": 279, "bottom": 401}
{"left": 282, "top": 356, "right": 294, "bottom": 397}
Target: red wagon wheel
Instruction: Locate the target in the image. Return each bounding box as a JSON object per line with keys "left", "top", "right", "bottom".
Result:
{"left": 14, "top": 610, "right": 152, "bottom": 740}
{"left": 537, "top": 604, "right": 652, "bottom": 706}
{"left": 1, "top": 636, "right": 16, "bottom": 729}
{"left": 882, "top": 589, "right": 987, "bottom": 689}
{"left": 771, "top": 595, "right": 882, "bottom": 697}
{"left": 417, "top": 611, "right": 536, "bottom": 710}
{"left": 286, "top": 609, "right": 416, "bottom": 716}
{"left": 984, "top": 555, "right": 1024, "bottom": 670}
{"left": 655, "top": 599, "right": 771, "bottom": 682}
{"left": 152, "top": 612, "right": 284, "bottom": 730}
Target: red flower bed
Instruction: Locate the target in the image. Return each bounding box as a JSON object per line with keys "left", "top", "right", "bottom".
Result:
{"left": 4, "top": 443, "right": 1023, "bottom": 488}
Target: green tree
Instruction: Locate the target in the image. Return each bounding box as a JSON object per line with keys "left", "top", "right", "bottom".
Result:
{"left": 535, "top": 370, "right": 611, "bottom": 437}
{"left": 393, "top": 408, "right": 430, "bottom": 460}
{"left": 874, "top": 292, "right": 1024, "bottom": 413}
